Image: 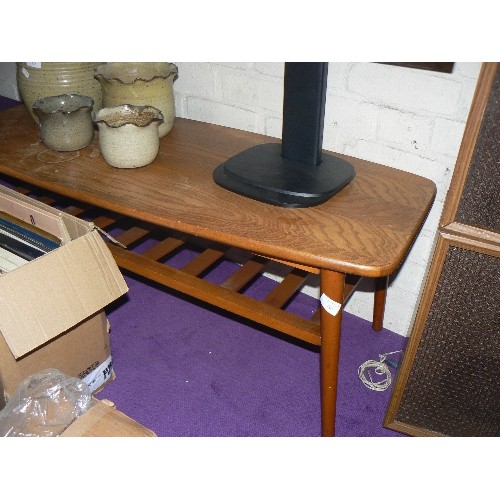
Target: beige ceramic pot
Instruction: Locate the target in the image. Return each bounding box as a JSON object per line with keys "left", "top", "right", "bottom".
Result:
{"left": 94, "top": 104, "right": 164, "bottom": 169}
{"left": 94, "top": 62, "right": 177, "bottom": 138}
{"left": 33, "top": 94, "right": 94, "bottom": 152}
{"left": 16, "top": 62, "right": 103, "bottom": 124}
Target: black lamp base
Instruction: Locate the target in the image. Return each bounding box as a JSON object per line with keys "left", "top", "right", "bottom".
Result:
{"left": 213, "top": 143, "right": 355, "bottom": 208}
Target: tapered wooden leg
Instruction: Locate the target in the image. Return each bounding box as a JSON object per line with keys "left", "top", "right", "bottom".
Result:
{"left": 320, "top": 269, "right": 345, "bottom": 437}
{"left": 372, "top": 276, "right": 389, "bottom": 331}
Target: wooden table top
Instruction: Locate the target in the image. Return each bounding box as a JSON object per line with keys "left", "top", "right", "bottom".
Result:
{"left": 0, "top": 105, "right": 436, "bottom": 276}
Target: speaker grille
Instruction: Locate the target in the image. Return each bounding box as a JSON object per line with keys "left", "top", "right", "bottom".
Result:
{"left": 455, "top": 65, "right": 500, "bottom": 233}
{"left": 395, "top": 246, "right": 500, "bottom": 436}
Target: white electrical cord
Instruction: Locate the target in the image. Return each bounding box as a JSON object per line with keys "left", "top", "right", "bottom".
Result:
{"left": 358, "top": 351, "right": 401, "bottom": 391}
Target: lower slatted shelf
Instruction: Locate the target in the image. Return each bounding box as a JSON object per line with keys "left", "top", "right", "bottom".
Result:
{"left": 5, "top": 178, "right": 365, "bottom": 346}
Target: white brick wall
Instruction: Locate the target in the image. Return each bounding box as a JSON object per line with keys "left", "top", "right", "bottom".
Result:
{"left": 347, "top": 64, "right": 463, "bottom": 115}
{"left": 0, "top": 61, "right": 482, "bottom": 336}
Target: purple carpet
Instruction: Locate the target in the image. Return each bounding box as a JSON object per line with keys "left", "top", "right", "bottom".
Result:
{"left": 97, "top": 269, "right": 406, "bottom": 437}
{"left": 1, "top": 95, "right": 406, "bottom": 437}
{"left": 0, "top": 95, "right": 19, "bottom": 112}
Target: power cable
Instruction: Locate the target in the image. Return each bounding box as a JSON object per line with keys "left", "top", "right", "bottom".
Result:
{"left": 358, "top": 350, "right": 401, "bottom": 391}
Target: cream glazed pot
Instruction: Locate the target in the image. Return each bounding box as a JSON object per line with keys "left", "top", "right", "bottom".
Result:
{"left": 94, "top": 62, "right": 177, "bottom": 138}
{"left": 94, "top": 104, "right": 164, "bottom": 169}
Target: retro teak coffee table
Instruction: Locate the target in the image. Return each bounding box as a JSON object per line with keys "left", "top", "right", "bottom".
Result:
{"left": 0, "top": 105, "right": 436, "bottom": 436}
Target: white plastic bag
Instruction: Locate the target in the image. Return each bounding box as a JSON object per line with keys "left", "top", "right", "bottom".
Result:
{"left": 0, "top": 368, "right": 94, "bottom": 437}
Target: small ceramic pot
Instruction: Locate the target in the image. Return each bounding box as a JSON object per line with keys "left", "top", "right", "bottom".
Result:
{"left": 94, "top": 104, "right": 164, "bottom": 169}
{"left": 94, "top": 62, "right": 177, "bottom": 138}
{"left": 33, "top": 94, "right": 94, "bottom": 151}
{"left": 17, "top": 62, "right": 103, "bottom": 124}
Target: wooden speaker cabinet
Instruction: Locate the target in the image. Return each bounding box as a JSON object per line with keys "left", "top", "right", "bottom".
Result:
{"left": 384, "top": 62, "right": 500, "bottom": 437}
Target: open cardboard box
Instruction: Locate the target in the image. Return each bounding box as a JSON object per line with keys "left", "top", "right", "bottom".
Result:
{"left": 0, "top": 184, "right": 129, "bottom": 408}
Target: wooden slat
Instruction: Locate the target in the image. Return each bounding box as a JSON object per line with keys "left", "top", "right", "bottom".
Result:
{"left": 114, "top": 226, "right": 151, "bottom": 246}
{"left": 62, "top": 205, "right": 86, "bottom": 217}
{"left": 221, "top": 256, "right": 267, "bottom": 291}
{"left": 141, "top": 236, "right": 186, "bottom": 261}
{"left": 180, "top": 248, "right": 225, "bottom": 276}
{"left": 107, "top": 243, "right": 322, "bottom": 346}
{"left": 92, "top": 214, "right": 120, "bottom": 230}
{"left": 263, "top": 270, "right": 308, "bottom": 309}
{"left": 37, "top": 195, "right": 57, "bottom": 205}
{"left": 13, "top": 186, "right": 32, "bottom": 195}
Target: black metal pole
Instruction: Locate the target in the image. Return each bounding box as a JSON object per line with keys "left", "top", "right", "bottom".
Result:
{"left": 281, "top": 62, "right": 328, "bottom": 166}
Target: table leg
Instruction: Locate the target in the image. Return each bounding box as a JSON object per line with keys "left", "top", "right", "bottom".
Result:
{"left": 320, "top": 269, "right": 346, "bottom": 437}
{"left": 372, "top": 276, "right": 389, "bottom": 331}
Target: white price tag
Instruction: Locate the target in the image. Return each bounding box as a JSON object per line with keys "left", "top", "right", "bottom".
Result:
{"left": 320, "top": 293, "right": 342, "bottom": 316}
{"left": 26, "top": 62, "right": 42, "bottom": 68}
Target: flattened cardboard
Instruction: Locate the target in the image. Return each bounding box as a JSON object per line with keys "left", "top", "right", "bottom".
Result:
{"left": 61, "top": 399, "right": 157, "bottom": 437}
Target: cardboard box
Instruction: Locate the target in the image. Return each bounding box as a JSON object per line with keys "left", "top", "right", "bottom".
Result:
{"left": 0, "top": 184, "right": 128, "bottom": 407}
{"left": 61, "top": 399, "right": 157, "bottom": 437}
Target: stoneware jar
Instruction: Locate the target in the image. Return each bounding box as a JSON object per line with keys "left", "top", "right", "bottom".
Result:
{"left": 94, "top": 62, "right": 177, "bottom": 138}
{"left": 33, "top": 94, "right": 95, "bottom": 152}
{"left": 17, "top": 62, "right": 103, "bottom": 124}
{"left": 93, "top": 104, "right": 164, "bottom": 169}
